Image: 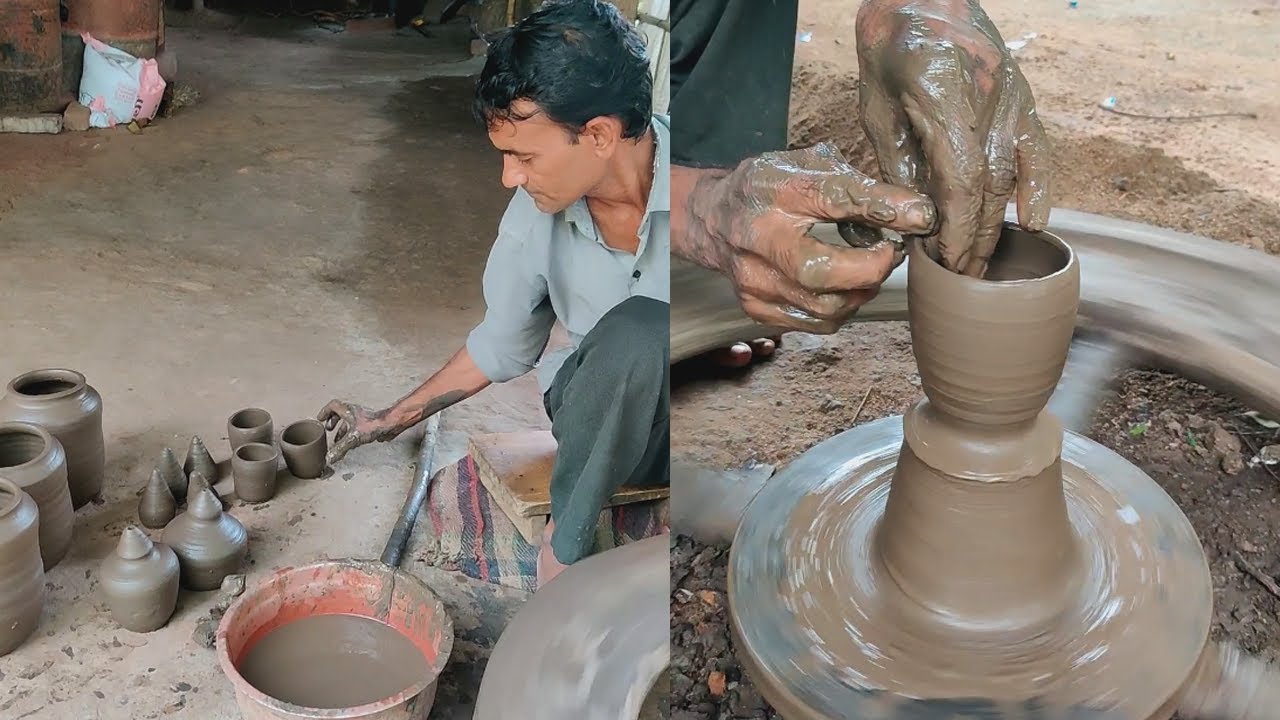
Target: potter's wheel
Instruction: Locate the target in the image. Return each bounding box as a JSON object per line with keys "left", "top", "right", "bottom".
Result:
{"left": 728, "top": 415, "right": 1213, "bottom": 719}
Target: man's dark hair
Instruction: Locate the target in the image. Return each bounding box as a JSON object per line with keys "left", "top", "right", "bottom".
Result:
{"left": 473, "top": 0, "right": 653, "bottom": 141}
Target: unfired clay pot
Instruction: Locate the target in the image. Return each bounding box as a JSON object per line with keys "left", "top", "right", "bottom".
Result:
{"left": 163, "top": 486, "right": 248, "bottom": 591}
{"left": 183, "top": 435, "right": 217, "bottom": 486}
{"left": 0, "top": 368, "right": 104, "bottom": 509}
{"left": 0, "top": 422, "right": 73, "bottom": 570}
{"left": 0, "top": 478, "right": 45, "bottom": 657}
{"left": 156, "top": 446, "right": 187, "bottom": 503}
{"left": 231, "top": 442, "right": 278, "bottom": 503}
{"left": 226, "top": 408, "right": 272, "bottom": 454}
{"left": 280, "top": 419, "right": 326, "bottom": 479}
{"left": 138, "top": 468, "right": 177, "bottom": 529}
{"left": 100, "top": 525, "right": 180, "bottom": 633}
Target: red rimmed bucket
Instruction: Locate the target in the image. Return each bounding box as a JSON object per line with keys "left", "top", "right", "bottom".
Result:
{"left": 215, "top": 560, "right": 454, "bottom": 720}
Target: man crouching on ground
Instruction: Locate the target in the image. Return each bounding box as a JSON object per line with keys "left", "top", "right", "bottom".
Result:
{"left": 317, "top": 0, "right": 670, "bottom": 588}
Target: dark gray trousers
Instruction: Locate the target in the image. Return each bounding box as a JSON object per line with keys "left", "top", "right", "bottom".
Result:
{"left": 544, "top": 296, "right": 670, "bottom": 564}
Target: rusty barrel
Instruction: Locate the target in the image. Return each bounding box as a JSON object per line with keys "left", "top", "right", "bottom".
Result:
{"left": 61, "top": 0, "right": 162, "bottom": 97}
{"left": 0, "top": 0, "right": 63, "bottom": 113}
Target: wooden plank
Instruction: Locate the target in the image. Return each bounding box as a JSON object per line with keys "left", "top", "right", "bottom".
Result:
{"left": 469, "top": 430, "right": 669, "bottom": 522}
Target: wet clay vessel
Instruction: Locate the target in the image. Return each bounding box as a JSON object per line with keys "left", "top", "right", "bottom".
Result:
{"left": 728, "top": 228, "right": 1215, "bottom": 718}
{"left": 0, "top": 368, "right": 105, "bottom": 508}
{"left": 156, "top": 446, "right": 187, "bottom": 502}
{"left": 0, "top": 478, "right": 45, "bottom": 657}
{"left": 100, "top": 525, "right": 180, "bottom": 633}
{"left": 138, "top": 468, "right": 177, "bottom": 529}
{"left": 280, "top": 419, "right": 326, "bottom": 479}
{"left": 163, "top": 484, "right": 248, "bottom": 591}
{"left": 0, "top": 422, "right": 73, "bottom": 569}
{"left": 231, "top": 442, "right": 278, "bottom": 503}
{"left": 183, "top": 435, "right": 218, "bottom": 486}
{"left": 226, "top": 408, "right": 272, "bottom": 454}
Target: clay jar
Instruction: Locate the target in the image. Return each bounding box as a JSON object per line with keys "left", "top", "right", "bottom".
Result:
{"left": 232, "top": 442, "right": 279, "bottom": 503}
{"left": 227, "top": 408, "right": 273, "bottom": 454}
{"left": 0, "top": 478, "right": 45, "bottom": 657}
{"left": 280, "top": 419, "right": 326, "bottom": 479}
{"left": 0, "top": 422, "right": 74, "bottom": 569}
{"left": 0, "top": 369, "right": 105, "bottom": 509}
{"left": 100, "top": 526, "right": 180, "bottom": 633}
{"left": 163, "top": 487, "right": 248, "bottom": 591}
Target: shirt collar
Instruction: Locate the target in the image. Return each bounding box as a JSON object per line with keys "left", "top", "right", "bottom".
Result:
{"left": 565, "top": 114, "right": 670, "bottom": 242}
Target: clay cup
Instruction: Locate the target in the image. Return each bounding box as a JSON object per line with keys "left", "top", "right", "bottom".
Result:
{"left": 232, "top": 442, "right": 279, "bottom": 503}
{"left": 908, "top": 224, "right": 1080, "bottom": 426}
{"left": 227, "top": 408, "right": 273, "bottom": 454}
{"left": 280, "top": 419, "right": 326, "bottom": 479}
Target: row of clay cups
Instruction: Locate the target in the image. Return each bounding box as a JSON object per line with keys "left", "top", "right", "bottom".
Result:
{"left": 227, "top": 408, "right": 327, "bottom": 503}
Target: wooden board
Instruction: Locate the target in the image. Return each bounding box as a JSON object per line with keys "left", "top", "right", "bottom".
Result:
{"left": 469, "top": 430, "right": 669, "bottom": 543}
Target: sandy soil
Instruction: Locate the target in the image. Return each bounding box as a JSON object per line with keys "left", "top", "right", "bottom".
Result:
{"left": 670, "top": 0, "right": 1280, "bottom": 717}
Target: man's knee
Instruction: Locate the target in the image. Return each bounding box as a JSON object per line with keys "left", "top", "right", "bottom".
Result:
{"left": 584, "top": 296, "right": 669, "bottom": 356}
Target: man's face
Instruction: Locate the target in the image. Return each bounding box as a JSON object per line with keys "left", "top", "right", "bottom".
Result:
{"left": 487, "top": 101, "right": 610, "bottom": 214}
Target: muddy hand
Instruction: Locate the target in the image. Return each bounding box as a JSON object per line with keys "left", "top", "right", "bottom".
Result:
{"left": 315, "top": 399, "right": 404, "bottom": 465}
{"left": 856, "top": 0, "right": 1051, "bottom": 277}
{"left": 689, "top": 142, "right": 935, "bottom": 334}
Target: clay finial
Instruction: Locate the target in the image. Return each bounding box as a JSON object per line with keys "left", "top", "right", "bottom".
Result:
{"left": 138, "top": 469, "right": 177, "bottom": 529}
{"left": 157, "top": 447, "right": 187, "bottom": 501}
{"left": 187, "top": 485, "right": 223, "bottom": 521}
{"left": 116, "top": 525, "right": 154, "bottom": 561}
{"left": 183, "top": 436, "right": 217, "bottom": 485}
{"left": 187, "top": 470, "right": 211, "bottom": 503}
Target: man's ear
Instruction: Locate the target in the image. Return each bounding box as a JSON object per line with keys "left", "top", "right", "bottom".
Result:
{"left": 580, "top": 116, "right": 623, "bottom": 156}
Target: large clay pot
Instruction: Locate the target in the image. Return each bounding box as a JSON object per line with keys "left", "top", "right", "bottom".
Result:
{"left": 0, "top": 478, "right": 45, "bottom": 657}
{"left": 0, "top": 369, "right": 105, "bottom": 508}
{"left": 0, "top": 422, "right": 74, "bottom": 569}
{"left": 100, "top": 525, "right": 180, "bottom": 633}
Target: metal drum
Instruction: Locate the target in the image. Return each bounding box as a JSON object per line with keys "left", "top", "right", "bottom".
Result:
{"left": 0, "top": 0, "right": 63, "bottom": 113}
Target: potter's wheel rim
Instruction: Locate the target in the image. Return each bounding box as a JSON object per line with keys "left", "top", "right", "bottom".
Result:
{"left": 214, "top": 559, "right": 455, "bottom": 718}
{"left": 473, "top": 534, "right": 671, "bottom": 720}
{"left": 728, "top": 415, "right": 1213, "bottom": 720}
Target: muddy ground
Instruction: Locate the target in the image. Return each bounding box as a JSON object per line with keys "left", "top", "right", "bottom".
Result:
{"left": 669, "top": 1, "right": 1280, "bottom": 717}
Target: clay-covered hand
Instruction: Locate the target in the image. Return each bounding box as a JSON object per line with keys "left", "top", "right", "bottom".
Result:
{"left": 856, "top": 0, "right": 1051, "bottom": 277}
{"left": 685, "top": 142, "right": 936, "bottom": 334}
{"left": 315, "top": 400, "right": 406, "bottom": 464}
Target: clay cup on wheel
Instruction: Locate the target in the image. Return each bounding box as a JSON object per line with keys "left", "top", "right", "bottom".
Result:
{"left": 907, "top": 224, "right": 1080, "bottom": 426}
{"left": 226, "top": 408, "right": 273, "bottom": 454}
{"left": 232, "top": 442, "right": 279, "bottom": 503}
{"left": 280, "top": 419, "right": 326, "bottom": 479}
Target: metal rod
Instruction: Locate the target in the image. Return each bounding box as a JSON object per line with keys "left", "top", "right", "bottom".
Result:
{"left": 379, "top": 413, "right": 442, "bottom": 568}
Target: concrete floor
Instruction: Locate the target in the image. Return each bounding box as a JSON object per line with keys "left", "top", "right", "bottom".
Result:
{"left": 0, "top": 15, "right": 549, "bottom": 719}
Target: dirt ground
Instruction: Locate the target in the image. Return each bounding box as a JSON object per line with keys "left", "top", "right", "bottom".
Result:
{"left": 0, "top": 16, "right": 546, "bottom": 719}
{"left": 670, "top": 0, "right": 1280, "bottom": 717}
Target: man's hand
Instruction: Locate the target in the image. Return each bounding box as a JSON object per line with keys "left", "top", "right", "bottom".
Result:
{"left": 856, "top": 0, "right": 1051, "bottom": 278}
{"left": 315, "top": 400, "right": 407, "bottom": 465}
{"left": 676, "top": 143, "right": 936, "bottom": 334}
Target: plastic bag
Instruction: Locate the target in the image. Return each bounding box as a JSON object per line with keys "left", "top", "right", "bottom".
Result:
{"left": 78, "top": 33, "right": 168, "bottom": 129}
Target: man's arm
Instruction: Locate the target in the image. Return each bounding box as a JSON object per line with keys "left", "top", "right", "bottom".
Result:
{"left": 319, "top": 191, "right": 555, "bottom": 464}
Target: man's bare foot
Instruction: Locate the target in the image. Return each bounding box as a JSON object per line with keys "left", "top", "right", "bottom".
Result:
{"left": 535, "top": 520, "right": 570, "bottom": 589}
{"left": 707, "top": 337, "right": 782, "bottom": 369}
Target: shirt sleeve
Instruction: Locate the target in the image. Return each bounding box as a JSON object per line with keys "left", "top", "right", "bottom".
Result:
{"left": 465, "top": 190, "right": 557, "bottom": 383}
{"left": 670, "top": 0, "right": 799, "bottom": 169}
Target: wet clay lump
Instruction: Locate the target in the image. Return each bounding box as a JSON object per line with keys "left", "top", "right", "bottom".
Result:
{"left": 100, "top": 525, "right": 180, "bottom": 633}
{"left": 728, "top": 228, "right": 1215, "bottom": 718}
{"left": 0, "top": 478, "right": 45, "bottom": 657}
{"left": 0, "top": 369, "right": 105, "bottom": 508}
{"left": 0, "top": 421, "right": 74, "bottom": 569}
{"left": 236, "top": 613, "right": 430, "bottom": 709}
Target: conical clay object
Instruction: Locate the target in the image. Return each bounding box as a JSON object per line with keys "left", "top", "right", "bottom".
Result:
{"left": 137, "top": 469, "right": 176, "bottom": 529}
{"left": 156, "top": 447, "right": 186, "bottom": 503}
{"left": 183, "top": 436, "right": 217, "bottom": 486}
{"left": 162, "top": 486, "right": 247, "bottom": 591}
{"left": 100, "top": 525, "right": 179, "bottom": 633}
